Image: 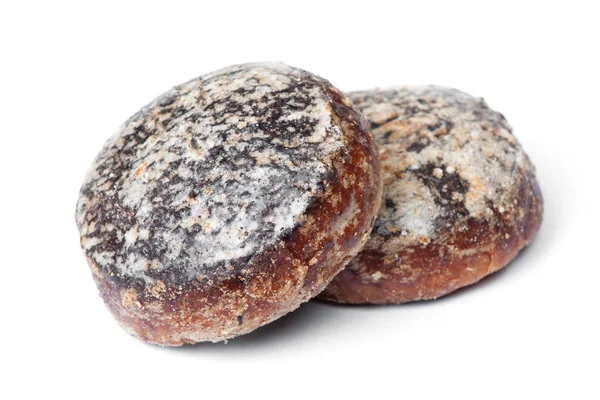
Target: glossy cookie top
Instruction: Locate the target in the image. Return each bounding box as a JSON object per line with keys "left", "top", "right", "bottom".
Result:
{"left": 76, "top": 63, "right": 348, "bottom": 286}
{"left": 349, "top": 86, "right": 533, "bottom": 250}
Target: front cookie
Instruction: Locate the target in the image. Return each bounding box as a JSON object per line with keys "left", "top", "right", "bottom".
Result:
{"left": 76, "top": 63, "right": 382, "bottom": 344}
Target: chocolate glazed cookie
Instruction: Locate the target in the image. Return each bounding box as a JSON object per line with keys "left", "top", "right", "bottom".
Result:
{"left": 76, "top": 63, "right": 382, "bottom": 345}
{"left": 320, "top": 86, "right": 542, "bottom": 304}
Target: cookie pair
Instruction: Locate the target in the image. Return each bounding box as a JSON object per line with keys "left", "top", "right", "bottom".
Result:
{"left": 76, "top": 63, "right": 542, "bottom": 345}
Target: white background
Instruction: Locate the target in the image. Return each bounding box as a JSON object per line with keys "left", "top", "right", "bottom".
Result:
{"left": 2, "top": 1, "right": 599, "bottom": 399}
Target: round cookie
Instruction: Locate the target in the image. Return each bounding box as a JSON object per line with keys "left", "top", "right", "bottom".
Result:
{"left": 320, "top": 86, "right": 542, "bottom": 304}
{"left": 76, "top": 62, "right": 382, "bottom": 345}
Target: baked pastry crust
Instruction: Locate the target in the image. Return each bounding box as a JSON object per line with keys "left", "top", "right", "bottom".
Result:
{"left": 320, "top": 86, "right": 542, "bottom": 304}
{"left": 76, "top": 63, "right": 382, "bottom": 344}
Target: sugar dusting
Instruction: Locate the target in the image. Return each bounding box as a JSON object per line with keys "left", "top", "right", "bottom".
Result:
{"left": 350, "top": 86, "right": 532, "bottom": 245}
{"left": 76, "top": 63, "right": 344, "bottom": 282}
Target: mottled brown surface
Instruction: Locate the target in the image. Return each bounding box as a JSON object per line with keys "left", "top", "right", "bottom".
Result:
{"left": 320, "top": 86, "right": 543, "bottom": 304}
{"left": 77, "top": 63, "right": 382, "bottom": 344}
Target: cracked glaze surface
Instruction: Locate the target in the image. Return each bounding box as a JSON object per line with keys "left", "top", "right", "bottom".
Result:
{"left": 77, "top": 63, "right": 347, "bottom": 285}
{"left": 359, "top": 86, "right": 526, "bottom": 243}
{"left": 75, "top": 62, "right": 382, "bottom": 344}
{"left": 321, "top": 86, "right": 543, "bottom": 304}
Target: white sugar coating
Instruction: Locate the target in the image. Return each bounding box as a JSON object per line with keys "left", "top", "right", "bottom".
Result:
{"left": 350, "top": 86, "right": 533, "bottom": 246}
{"left": 384, "top": 176, "right": 440, "bottom": 238}
{"left": 76, "top": 62, "right": 346, "bottom": 282}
